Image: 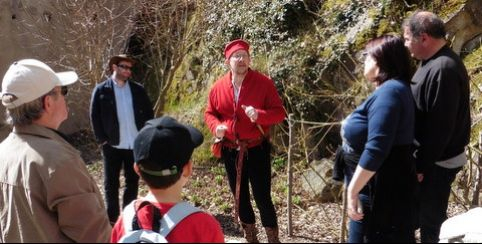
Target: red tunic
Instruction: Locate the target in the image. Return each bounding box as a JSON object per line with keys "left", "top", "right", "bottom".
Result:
{"left": 205, "top": 69, "right": 285, "bottom": 143}
{"left": 110, "top": 202, "right": 225, "bottom": 243}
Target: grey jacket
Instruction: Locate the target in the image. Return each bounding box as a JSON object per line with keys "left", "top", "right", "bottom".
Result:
{"left": 0, "top": 124, "right": 111, "bottom": 243}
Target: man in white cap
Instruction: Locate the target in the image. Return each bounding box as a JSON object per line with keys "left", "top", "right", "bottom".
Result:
{"left": 0, "top": 59, "right": 111, "bottom": 242}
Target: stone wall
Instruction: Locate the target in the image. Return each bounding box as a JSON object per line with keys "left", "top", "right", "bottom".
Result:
{"left": 0, "top": 0, "right": 134, "bottom": 140}
{"left": 0, "top": 0, "right": 40, "bottom": 75}
{"left": 0, "top": 0, "right": 45, "bottom": 138}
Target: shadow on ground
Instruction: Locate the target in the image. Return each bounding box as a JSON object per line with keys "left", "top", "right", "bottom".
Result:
{"left": 214, "top": 213, "right": 243, "bottom": 237}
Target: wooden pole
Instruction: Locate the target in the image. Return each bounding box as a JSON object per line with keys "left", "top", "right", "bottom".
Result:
{"left": 287, "top": 114, "right": 294, "bottom": 236}
{"left": 471, "top": 132, "right": 482, "bottom": 207}
{"left": 340, "top": 186, "right": 347, "bottom": 242}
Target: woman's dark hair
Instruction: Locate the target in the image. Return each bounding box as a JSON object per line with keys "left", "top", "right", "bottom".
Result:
{"left": 365, "top": 35, "right": 413, "bottom": 85}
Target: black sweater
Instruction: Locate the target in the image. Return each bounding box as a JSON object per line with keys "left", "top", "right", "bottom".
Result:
{"left": 411, "top": 45, "right": 471, "bottom": 173}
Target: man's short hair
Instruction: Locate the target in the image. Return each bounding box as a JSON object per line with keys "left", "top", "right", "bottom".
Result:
{"left": 403, "top": 11, "right": 446, "bottom": 39}
{"left": 4, "top": 88, "right": 58, "bottom": 126}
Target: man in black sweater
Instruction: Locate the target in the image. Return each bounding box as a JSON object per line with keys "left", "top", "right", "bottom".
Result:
{"left": 403, "top": 11, "right": 471, "bottom": 243}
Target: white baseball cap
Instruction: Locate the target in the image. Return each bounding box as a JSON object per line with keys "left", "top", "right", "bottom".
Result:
{"left": 1, "top": 59, "right": 78, "bottom": 109}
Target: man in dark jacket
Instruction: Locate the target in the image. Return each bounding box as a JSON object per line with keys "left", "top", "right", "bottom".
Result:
{"left": 90, "top": 54, "right": 154, "bottom": 224}
{"left": 403, "top": 11, "right": 471, "bottom": 243}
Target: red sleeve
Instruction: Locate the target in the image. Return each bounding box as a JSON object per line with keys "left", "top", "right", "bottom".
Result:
{"left": 111, "top": 217, "right": 125, "bottom": 243}
{"left": 255, "top": 76, "right": 286, "bottom": 125}
{"left": 204, "top": 74, "right": 237, "bottom": 141}
{"left": 205, "top": 85, "right": 222, "bottom": 136}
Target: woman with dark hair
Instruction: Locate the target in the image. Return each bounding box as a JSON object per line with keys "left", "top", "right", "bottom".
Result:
{"left": 339, "top": 35, "right": 417, "bottom": 242}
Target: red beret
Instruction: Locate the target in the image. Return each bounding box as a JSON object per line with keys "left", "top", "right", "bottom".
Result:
{"left": 224, "top": 39, "right": 250, "bottom": 59}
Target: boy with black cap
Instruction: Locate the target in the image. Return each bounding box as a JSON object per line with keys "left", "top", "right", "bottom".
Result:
{"left": 110, "top": 116, "right": 224, "bottom": 243}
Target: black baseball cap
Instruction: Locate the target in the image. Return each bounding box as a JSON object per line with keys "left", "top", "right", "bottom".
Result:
{"left": 133, "top": 116, "right": 203, "bottom": 177}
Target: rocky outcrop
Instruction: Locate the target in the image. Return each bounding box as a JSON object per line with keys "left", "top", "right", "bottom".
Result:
{"left": 439, "top": 207, "right": 482, "bottom": 242}
{"left": 445, "top": 0, "right": 482, "bottom": 55}
{"left": 301, "top": 158, "right": 343, "bottom": 203}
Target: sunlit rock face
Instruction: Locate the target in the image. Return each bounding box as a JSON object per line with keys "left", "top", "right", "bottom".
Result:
{"left": 445, "top": 0, "right": 482, "bottom": 55}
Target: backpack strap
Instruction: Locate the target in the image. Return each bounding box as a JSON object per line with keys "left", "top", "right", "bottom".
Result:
{"left": 122, "top": 200, "right": 202, "bottom": 237}
{"left": 158, "top": 201, "right": 202, "bottom": 236}
{"left": 122, "top": 200, "right": 137, "bottom": 232}
{"left": 122, "top": 200, "right": 162, "bottom": 232}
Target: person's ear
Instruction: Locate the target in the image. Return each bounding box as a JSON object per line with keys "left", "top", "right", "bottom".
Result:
{"left": 42, "top": 95, "right": 53, "bottom": 112}
{"left": 182, "top": 160, "right": 193, "bottom": 178}
{"left": 420, "top": 33, "right": 429, "bottom": 44}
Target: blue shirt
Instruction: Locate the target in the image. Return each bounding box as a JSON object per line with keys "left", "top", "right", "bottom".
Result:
{"left": 341, "top": 79, "right": 414, "bottom": 171}
{"left": 112, "top": 80, "right": 138, "bottom": 149}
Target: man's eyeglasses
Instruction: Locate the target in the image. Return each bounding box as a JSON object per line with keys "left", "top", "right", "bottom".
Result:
{"left": 116, "top": 64, "right": 133, "bottom": 70}
{"left": 231, "top": 54, "right": 249, "bottom": 61}
{"left": 42, "top": 86, "right": 68, "bottom": 107}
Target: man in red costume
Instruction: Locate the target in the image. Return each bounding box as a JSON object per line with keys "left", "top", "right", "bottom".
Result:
{"left": 205, "top": 39, "right": 285, "bottom": 243}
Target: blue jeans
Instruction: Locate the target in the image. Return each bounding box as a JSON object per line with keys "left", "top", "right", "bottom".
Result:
{"left": 348, "top": 194, "right": 371, "bottom": 243}
{"left": 417, "top": 165, "right": 462, "bottom": 243}
{"left": 102, "top": 145, "right": 139, "bottom": 223}
{"left": 343, "top": 153, "right": 370, "bottom": 243}
{"left": 344, "top": 145, "right": 416, "bottom": 243}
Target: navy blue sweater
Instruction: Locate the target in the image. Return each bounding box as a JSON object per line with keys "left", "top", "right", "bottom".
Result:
{"left": 341, "top": 79, "right": 415, "bottom": 171}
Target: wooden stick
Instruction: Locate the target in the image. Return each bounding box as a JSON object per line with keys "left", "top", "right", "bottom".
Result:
{"left": 340, "top": 186, "right": 347, "bottom": 243}
{"left": 287, "top": 114, "right": 294, "bottom": 236}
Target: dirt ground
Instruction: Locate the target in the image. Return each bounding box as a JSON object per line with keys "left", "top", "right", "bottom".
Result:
{"left": 72, "top": 130, "right": 467, "bottom": 243}
{"left": 86, "top": 161, "right": 346, "bottom": 243}
{"left": 74, "top": 129, "right": 348, "bottom": 242}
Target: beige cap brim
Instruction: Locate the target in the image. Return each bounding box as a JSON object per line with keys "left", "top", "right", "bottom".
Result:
{"left": 56, "top": 71, "right": 78, "bottom": 86}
